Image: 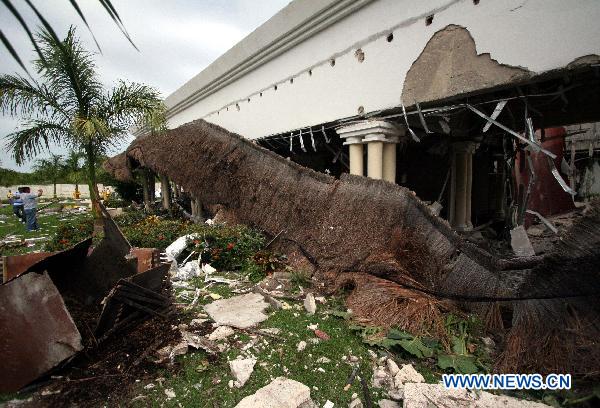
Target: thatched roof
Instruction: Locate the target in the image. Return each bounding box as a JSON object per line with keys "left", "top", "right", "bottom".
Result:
{"left": 106, "top": 119, "right": 600, "bottom": 375}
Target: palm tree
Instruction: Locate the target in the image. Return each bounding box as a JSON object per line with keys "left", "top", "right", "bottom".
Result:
{"left": 0, "top": 26, "right": 165, "bottom": 220}
{"left": 63, "top": 149, "right": 85, "bottom": 198}
{"left": 33, "top": 153, "right": 65, "bottom": 198}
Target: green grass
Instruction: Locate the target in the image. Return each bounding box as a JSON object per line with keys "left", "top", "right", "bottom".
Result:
{"left": 0, "top": 200, "right": 89, "bottom": 255}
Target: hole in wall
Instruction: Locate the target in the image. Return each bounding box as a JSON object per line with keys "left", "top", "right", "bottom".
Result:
{"left": 426, "top": 15, "right": 434, "bottom": 25}
{"left": 308, "top": 69, "right": 312, "bottom": 76}
{"left": 260, "top": 92, "right": 263, "bottom": 97}
{"left": 236, "top": 103, "right": 240, "bottom": 111}
{"left": 290, "top": 78, "right": 294, "bottom": 84}
{"left": 274, "top": 85, "right": 278, "bottom": 91}
{"left": 357, "top": 106, "right": 365, "bottom": 115}
{"left": 330, "top": 59, "right": 336, "bottom": 67}
{"left": 387, "top": 33, "right": 394, "bottom": 42}
{"left": 226, "top": 107, "right": 229, "bottom": 111}
{"left": 355, "top": 49, "right": 364, "bottom": 63}
{"left": 473, "top": 0, "right": 480, "bottom": 4}
{"left": 247, "top": 98, "right": 250, "bottom": 103}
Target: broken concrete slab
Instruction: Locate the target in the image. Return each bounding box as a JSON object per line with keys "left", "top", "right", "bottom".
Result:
{"left": 0, "top": 272, "right": 83, "bottom": 392}
{"left": 234, "top": 377, "right": 314, "bottom": 408}
{"left": 403, "top": 383, "right": 550, "bottom": 408}
{"left": 393, "top": 364, "right": 424, "bottom": 389}
{"left": 510, "top": 225, "right": 536, "bottom": 257}
{"left": 204, "top": 293, "right": 269, "bottom": 329}
{"left": 229, "top": 357, "right": 257, "bottom": 388}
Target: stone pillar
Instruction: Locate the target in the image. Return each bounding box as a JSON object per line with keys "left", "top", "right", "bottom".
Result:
{"left": 450, "top": 141, "right": 478, "bottom": 231}
{"left": 337, "top": 120, "right": 404, "bottom": 181}
{"left": 383, "top": 139, "right": 399, "bottom": 183}
{"left": 367, "top": 140, "right": 383, "bottom": 179}
{"left": 348, "top": 140, "right": 364, "bottom": 176}
{"left": 160, "top": 174, "right": 171, "bottom": 211}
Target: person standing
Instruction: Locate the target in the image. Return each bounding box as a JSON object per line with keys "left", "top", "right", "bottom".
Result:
{"left": 18, "top": 187, "right": 43, "bottom": 232}
{"left": 10, "top": 187, "right": 25, "bottom": 223}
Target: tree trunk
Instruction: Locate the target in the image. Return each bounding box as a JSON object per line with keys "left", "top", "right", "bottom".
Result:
{"left": 172, "top": 182, "right": 179, "bottom": 200}
{"left": 85, "top": 146, "right": 103, "bottom": 234}
{"left": 160, "top": 174, "right": 171, "bottom": 211}
{"left": 141, "top": 169, "right": 153, "bottom": 212}
{"left": 53, "top": 182, "right": 57, "bottom": 198}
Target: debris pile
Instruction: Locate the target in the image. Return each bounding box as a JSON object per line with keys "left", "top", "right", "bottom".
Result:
{"left": 0, "top": 209, "right": 170, "bottom": 394}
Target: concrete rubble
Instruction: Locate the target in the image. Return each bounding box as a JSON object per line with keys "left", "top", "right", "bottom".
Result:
{"left": 234, "top": 377, "right": 316, "bottom": 408}
{"left": 304, "top": 293, "right": 317, "bottom": 315}
{"left": 208, "top": 325, "right": 235, "bottom": 341}
{"left": 403, "top": 383, "right": 551, "bottom": 408}
{"left": 372, "top": 360, "right": 424, "bottom": 400}
{"left": 204, "top": 293, "right": 270, "bottom": 329}
{"left": 229, "top": 357, "right": 257, "bottom": 388}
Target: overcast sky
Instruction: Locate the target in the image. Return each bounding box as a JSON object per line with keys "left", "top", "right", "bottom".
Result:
{"left": 0, "top": 0, "right": 289, "bottom": 171}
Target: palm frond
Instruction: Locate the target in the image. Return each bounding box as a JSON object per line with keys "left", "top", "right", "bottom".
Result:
{"left": 0, "top": 73, "right": 71, "bottom": 120}
{"left": 1, "top": 0, "right": 48, "bottom": 67}
{"left": 103, "top": 81, "right": 165, "bottom": 132}
{"left": 6, "top": 120, "right": 72, "bottom": 165}
{"left": 1, "top": 0, "right": 137, "bottom": 73}
{"left": 34, "top": 27, "right": 102, "bottom": 114}
{"left": 0, "top": 29, "right": 29, "bottom": 74}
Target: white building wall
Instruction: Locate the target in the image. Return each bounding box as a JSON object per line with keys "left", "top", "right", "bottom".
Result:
{"left": 165, "top": 0, "right": 600, "bottom": 139}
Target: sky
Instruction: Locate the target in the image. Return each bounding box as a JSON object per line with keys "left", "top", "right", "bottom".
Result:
{"left": 0, "top": 0, "right": 290, "bottom": 171}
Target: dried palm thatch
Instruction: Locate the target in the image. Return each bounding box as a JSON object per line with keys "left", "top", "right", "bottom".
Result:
{"left": 497, "top": 202, "right": 600, "bottom": 374}
{"left": 334, "top": 272, "right": 454, "bottom": 341}
{"left": 105, "top": 119, "right": 600, "bottom": 376}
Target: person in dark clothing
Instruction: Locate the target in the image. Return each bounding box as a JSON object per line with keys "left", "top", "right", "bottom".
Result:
{"left": 10, "top": 187, "right": 25, "bottom": 223}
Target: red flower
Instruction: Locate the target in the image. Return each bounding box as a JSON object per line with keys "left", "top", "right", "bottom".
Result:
{"left": 226, "top": 242, "right": 235, "bottom": 251}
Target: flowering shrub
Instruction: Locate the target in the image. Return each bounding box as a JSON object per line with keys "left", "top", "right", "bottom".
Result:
{"left": 45, "top": 216, "right": 94, "bottom": 251}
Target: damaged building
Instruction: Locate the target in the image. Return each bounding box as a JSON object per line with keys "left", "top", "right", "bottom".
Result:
{"left": 101, "top": 0, "right": 600, "bottom": 377}
{"left": 138, "top": 0, "right": 600, "bottom": 238}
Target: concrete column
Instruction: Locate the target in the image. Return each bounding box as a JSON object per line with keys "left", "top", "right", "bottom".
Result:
{"left": 348, "top": 143, "right": 364, "bottom": 176}
{"left": 465, "top": 152, "right": 473, "bottom": 229}
{"left": 367, "top": 141, "right": 383, "bottom": 179}
{"left": 383, "top": 140, "right": 398, "bottom": 183}
{"left": 160, "top": 174, "right": 171, "bottom": 210}
{"left": 450, "top": 141, "right": 478, "bottom": 231}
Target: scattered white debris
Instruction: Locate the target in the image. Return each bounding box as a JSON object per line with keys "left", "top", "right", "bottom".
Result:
{"left": 378, "top": 400, "right": 400, "bottom": 408}
{"left": 316, "top": 357, "right": 331, "bottom": 364}
{"left": 144, "top": 383, "right": 155, "bottom": 390}
{"left": 190, "top": 318, "right": 209, "bottom": 327}
{"left": 386, "top": 359, "right": 399, "bottom": 376}
{"left": 235, "top": 377, "right": 314, "bottom": 408}
{"left": 304, "top": 293, "right": 317, "bottom": 315}
{"left": 393, "top": 364, "right": 424, "bottom": 392}
{"left": 510, "top": 225, "right": 536, "bottom": 257}
{"left": 297, "top": 341, "right": 307, "bottom": 352}
{"left": 403, "top": 383, "right": 551, "bottom": 408}
{"left": 165, "top": 234, "right": 200, "bottom": 262}
{"left": 229, "top": 357, "right": 257, "bottom": 388}
{"left": 205, "top": 218, "right": 215, "bottom": 225}
{"left": 349, "top": 398, "right": 363, "bottom": 408}
{"left": 205, "top": 293, "right": 270, "bottom": 329}
{"left": 164, "top": 388, "right": 176, "bottom": 399}
{"left": 307, "top": 323, "right": 318, "bottom": 330}
{"left": 323, "top": 401, "right": 335, "bottom": 408}
{"left": 208, "top": 326, "right": 235, "bottom": 341}
{"left": 174, "top": 260, "right": 201, "bottom": 281}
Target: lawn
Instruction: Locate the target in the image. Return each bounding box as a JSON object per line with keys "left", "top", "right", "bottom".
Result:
{"left": 0, "top": 199, "right": 90, "bottom": 255}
